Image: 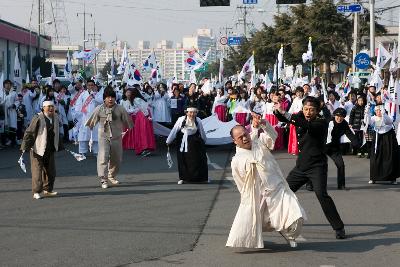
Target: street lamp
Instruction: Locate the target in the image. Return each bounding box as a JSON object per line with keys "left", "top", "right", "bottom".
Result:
{"left": 29, "top": 20, "right": 53, "bottom": 78}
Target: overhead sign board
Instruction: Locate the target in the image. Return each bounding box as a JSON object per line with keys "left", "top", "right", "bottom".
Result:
{"left": 228, "top": 37, "right": 242, "bottom": 46}
{"left": 243, "top": 0, "right": 257, "bottom": 4}
{"left": 337, "top": 4, "right": 363, "bottom": 13}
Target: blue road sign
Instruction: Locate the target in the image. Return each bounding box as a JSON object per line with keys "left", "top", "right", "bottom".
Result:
{"left": 337, "top": 4, "right": 363, "bottom": 13}
{"left": 354, "top": 53, "right": 371, "bottom": 69}
{"left": 228, "top": 37, "right": 243, "bottom": 46}
{"left": 243, "top": 0, "right": 257, "bottom": 4}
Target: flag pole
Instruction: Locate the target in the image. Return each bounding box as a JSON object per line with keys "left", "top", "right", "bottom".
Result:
{"left": 309, "top": 37, "right": 313, "bottom": 81}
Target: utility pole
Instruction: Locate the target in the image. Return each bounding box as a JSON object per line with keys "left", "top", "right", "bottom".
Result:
{"left": 219, "top": 25, "right": 233, "bottom": 58}
{"left": 38, "top": 0, "right": 41, "bottom": 57}
{"left": 88, "top": 22, "right": 101, "bottom": 74}
{"left": 352, "top": 0, "right": 359, "bottom": 71}
{"left": 236, "top": 5, "right": 254, "bottom": 38}
{"left": 77, "top": 4, "right": 92, "bottom": 68}
{"left": 370, "top": 0, "right": 375, "bottom": 58}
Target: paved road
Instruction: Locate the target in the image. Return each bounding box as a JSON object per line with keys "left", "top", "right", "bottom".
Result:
{"left": 0, "top": 143, "right": 399, "bottom": 267}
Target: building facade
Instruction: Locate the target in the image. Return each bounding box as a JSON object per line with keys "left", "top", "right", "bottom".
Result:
{"left": 0, "top": 19, "right": 51, "bottom": 80}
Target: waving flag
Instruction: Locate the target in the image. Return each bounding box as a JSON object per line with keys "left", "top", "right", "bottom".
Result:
{"left": 302, "top": 37, "right": 313, "bottom": 63}
{"left": 238, "top": 54, "right": 255, "bottom": 81}
{"left": 143, "top": 51, "right": 157, "bottom": 71}
{"left": 263, "top": 71, "right": 273, "bottom": 92}
{"left": 185, "top": 47, "right": 207, "bottom": 71}
{"left": 64, "top": 50, "right": 73, "bottom": 80}
{"left": 389, "top": 42, "right": 398, "bottom": 73}
{"left": 117, "top": 42, "right": 129, "bottom": 74}
{"left": 277, "top": 45, "right": 284, "bottom": 80}
{"left": 126, "top": 62, "right": 142, "bottom": 86}
{"left": 51, "top": 62, "right": 56, "bottom": 83}
{"left": 13, "top": 48, "right": 22, "bottom": 90}
{"left": 376, "top": 43, "right": 391, "bottom": 70}
{"left": 73, "top": 48, "right": 101, "bottom": 63}
{"left": 26, "top": 72, "right": 30, "bottom": 84}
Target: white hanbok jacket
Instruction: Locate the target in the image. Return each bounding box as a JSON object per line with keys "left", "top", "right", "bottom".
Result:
{"left": 22, "top": 89, "right": 37, "bottom": 126}
{"left": 226, "top": 124, "right": 306, "bottom": 248}
{"left": 76, "top": 90, "right": 103, "bottom": 142}
{"left": 152, "top": 91, "right": 171, "bottom": 122}
{"left": 3, "top": 91, "right": 17, "bottom": 128}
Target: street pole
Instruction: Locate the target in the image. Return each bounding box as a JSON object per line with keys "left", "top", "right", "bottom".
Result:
{"left": 37, "top": 0, "right": 41, "bottom": 57}
{"left": 77, "top": 4, "right": 93, "bottom": 69}
{"left": 352, "top": 1, "right": 359, "bottom": 72}
{"left": 370, "top": 0, "right": 375, "bottom": 58}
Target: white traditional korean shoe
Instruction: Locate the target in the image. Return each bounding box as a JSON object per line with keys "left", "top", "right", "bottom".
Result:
{"left": 33, "top": 193, "right": 42, "bottom": 200}
{"left": 177, "top": 180, "right": 184, "bottom": 185}
{"left": 368, "top": 180, "right": 375, "bottom": 184}
{"left": 101, "top": 180, "right": 109, "bottom": 189}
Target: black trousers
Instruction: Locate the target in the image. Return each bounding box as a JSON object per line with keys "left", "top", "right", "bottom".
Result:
{"left": 326, "top": 150, "right": 345, "bottom": 188}
{"left": 287, "top": 163, "right": 344, "bottom": 230}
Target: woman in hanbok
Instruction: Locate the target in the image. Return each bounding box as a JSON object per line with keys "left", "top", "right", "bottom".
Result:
{"left": 120, "top": 89, "right": 136, "bottom": 150}
{"left": 367, "top": 105, "right": 399, "bottom": 184}
{"left": 263, "top": 91, "right": 284, "bottom": 150}
{"left": 234, "top": 90, "right": 250, "bottom": 126}
{"left": 166, "top": 105, "right": 208, "bottom": 184}
{"left": 287, "top": 87, "right": 304, "bottom": 155}
{"left": 212, "top": 88, "right": 227, "bottom": 122}
{"left": 152, "top": 83, "right": 171, "bottom": 126}
{"left": 131, "top": 88, "right": 156, "bottom": 157}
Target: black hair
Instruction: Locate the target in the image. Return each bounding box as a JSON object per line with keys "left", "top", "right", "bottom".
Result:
{"left": 3, "top": 79, "right": 12, "bottom": 86}
{"left": 103, "top": 86, "right": 116, "bottom": 99}
{"left": 302, "top": 96, "right": 320, "bottom": 111}
{"left": 53, "top": 79, "right": 61, "bottom": 84}
{"left": 86, "top": 79, "right": 95, "bottom": 85}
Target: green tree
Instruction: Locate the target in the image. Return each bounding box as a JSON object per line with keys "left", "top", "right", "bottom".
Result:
{"left": 224, "top": 0, "right": 386, "bottom": 83}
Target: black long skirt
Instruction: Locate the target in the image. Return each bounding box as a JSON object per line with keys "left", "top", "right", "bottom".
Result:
{"left": 176, "top": 133, "right": 208, "bottom": 183}
{"left": 370, "top": 129, "right": 400, "bottom": 181}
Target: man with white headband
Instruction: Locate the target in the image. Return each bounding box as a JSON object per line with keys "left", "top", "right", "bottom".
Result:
{"left": 166, "top": 105, "right": 208, "bottom": 184}
{"left": 21, "top": 100, "right": 63, "bottom": 199}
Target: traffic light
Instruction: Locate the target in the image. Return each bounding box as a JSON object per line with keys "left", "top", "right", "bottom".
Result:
{"left": 200, "top": 0, "right": 230, "bottom": 7}
{"left": 276, "top": 0, "right": 306, "bottom": 4}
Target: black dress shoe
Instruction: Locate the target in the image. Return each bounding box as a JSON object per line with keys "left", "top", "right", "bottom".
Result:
{"left": 337, "top": 185, "right": 346, "bottom": 190}
{"left": 335, "top": 228, "right": 346, "bottom": 239}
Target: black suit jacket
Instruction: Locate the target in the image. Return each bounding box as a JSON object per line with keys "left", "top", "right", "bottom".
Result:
{"left": 275, "top": 110, "right": 328, "bottom": 171}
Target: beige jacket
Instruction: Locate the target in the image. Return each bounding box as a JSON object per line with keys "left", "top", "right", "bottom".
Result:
{"left": 85, "top": 103, "right": 133, "bottom": 139}
{"left": 21, "top": 112, "right": 60, "bottom": 156}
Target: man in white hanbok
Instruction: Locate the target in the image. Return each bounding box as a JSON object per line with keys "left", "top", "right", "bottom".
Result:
{"left": 226, "top": 121, "right": 306, "bottom": 249}
{"left": 75, "top": 80, "right": 102, "bottom": 155}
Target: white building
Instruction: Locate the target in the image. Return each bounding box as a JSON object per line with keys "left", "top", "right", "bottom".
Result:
{"left": 95, "top": 29, "right": 220, "bottom": 81}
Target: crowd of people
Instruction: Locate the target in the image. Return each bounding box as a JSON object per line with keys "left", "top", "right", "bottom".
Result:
{"left": 1, "top": 75, "right": 399, "bottom": 192}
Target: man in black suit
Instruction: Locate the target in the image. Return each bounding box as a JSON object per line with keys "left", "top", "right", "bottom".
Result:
{"left": 274, "top": 96, "right": 346, "bottom": 239}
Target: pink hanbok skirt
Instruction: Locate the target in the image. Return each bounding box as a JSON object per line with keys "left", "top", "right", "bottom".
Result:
{"left": 215, "top": 105, "right": 227, "bottom": 122}
{"left": 133, "top": 111, "right": 156, "bottom": 155}
{"left": 235, "top": 113, "right": 248, "bottom": 126}
{"left": 122, "top": 114, "right": 136, "bottom": 150}
{"left": 265, "top": 113, "right": 284, "bottom": 150}
{"left": 288, "top": 123, "right": 298, "bottom": 155}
